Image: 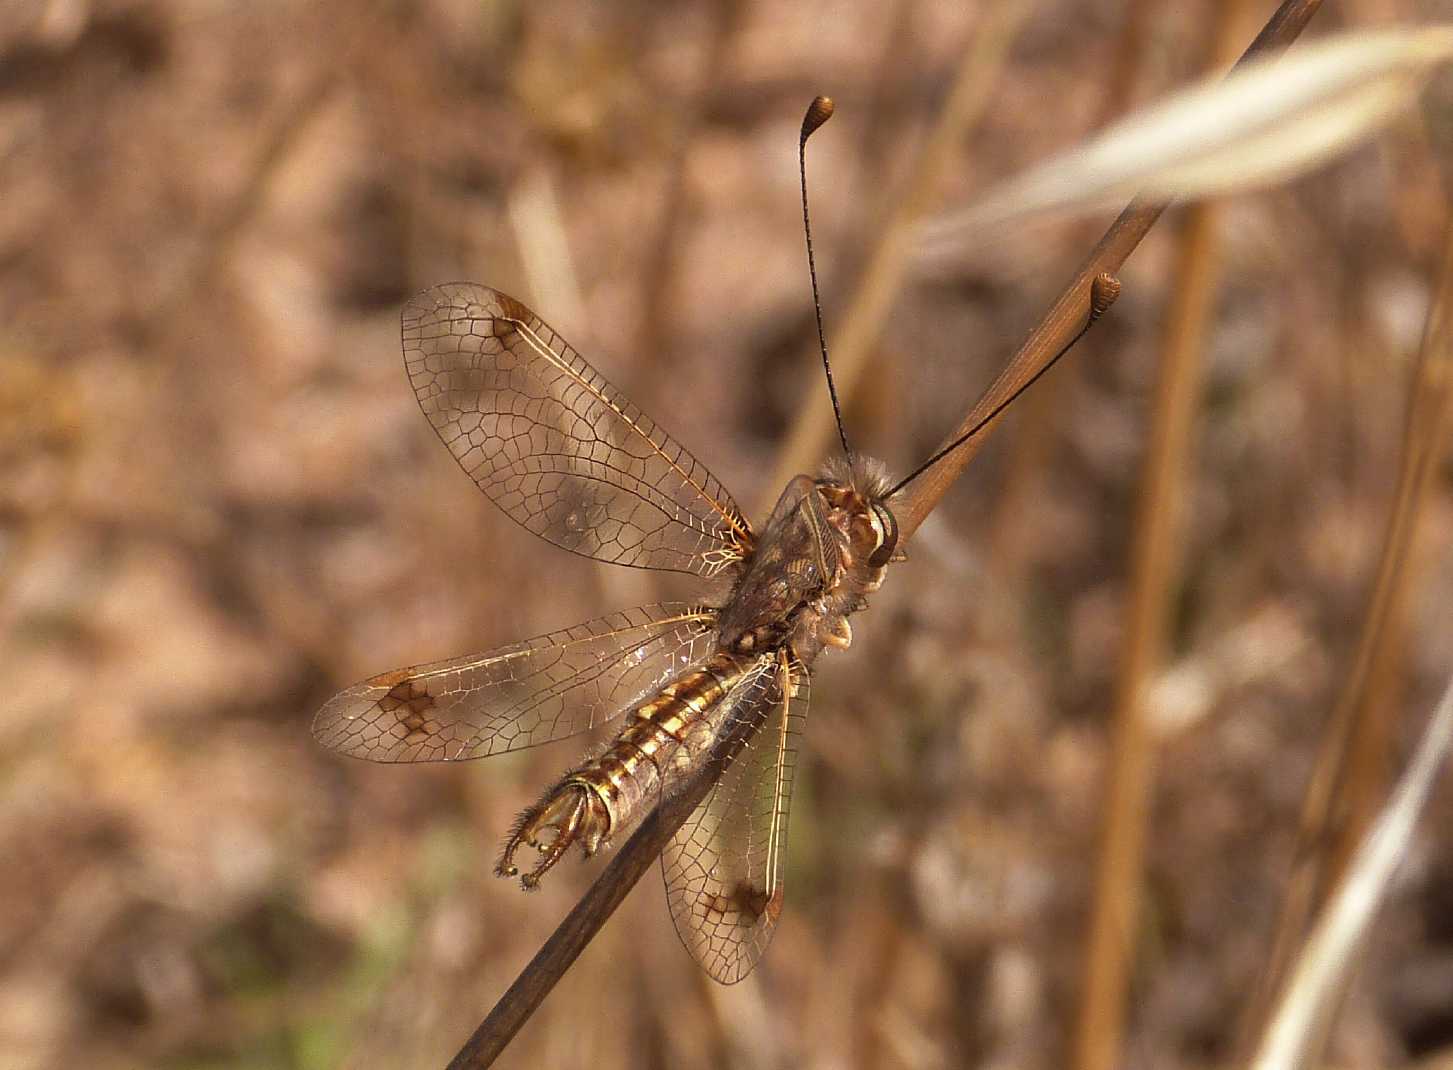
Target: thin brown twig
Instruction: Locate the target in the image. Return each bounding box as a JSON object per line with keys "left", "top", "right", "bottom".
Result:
{"left": 445, "top": 4, "right": 1325, "bottom": 1065}
{"left": 445, "top": 705, "right": 771, "bottom": 1070}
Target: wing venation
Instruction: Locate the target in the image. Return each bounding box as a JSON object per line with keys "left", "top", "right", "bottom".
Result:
{"left": 403, "top": 283, "right": 751, "bottom": 577}
{"left": 661, "top": 651, "right": 808, "bottom": 983}
{"left": 312, "top": 604, "right": 718, "bottom": 763}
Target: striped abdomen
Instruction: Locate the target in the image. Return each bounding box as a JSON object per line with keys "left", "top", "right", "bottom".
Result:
{"left": 572, "top": 650, "right": 762, "bottom": 829}
{"left": 497, "top": 649, "right": 765, "bottom": 886}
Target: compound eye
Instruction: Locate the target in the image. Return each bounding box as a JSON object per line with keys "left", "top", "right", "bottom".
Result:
{"left": 867, "top": 503, "right": 898, "bottom": 568}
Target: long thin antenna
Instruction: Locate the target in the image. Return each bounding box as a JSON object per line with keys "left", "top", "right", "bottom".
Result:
{"left": 885, "top": 272, "right": 1122, "bottom": 499}
{"left": 800, "top": 95, "right": 852, "bottom": 459}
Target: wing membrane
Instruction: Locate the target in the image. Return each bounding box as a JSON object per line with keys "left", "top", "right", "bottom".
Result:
{"left": 661, "top": 652, "right": 808, "bottom": 984}
{"left": 403, "top": 283, "right": 751, "bottom": 577}
{"left": 312, "top": 604, "right": 718, "bottom": 763}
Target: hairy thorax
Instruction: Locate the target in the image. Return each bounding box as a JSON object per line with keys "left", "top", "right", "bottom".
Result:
{"left": 718, "top": 455, "right": 898, "bottom": 667}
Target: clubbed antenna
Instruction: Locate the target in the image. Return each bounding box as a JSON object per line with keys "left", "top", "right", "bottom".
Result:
{"left": 799, "top": 95, "right": 852, "bottom": 459}
{"left": 885, "top": 272, "right": 1123, "bottom": 498}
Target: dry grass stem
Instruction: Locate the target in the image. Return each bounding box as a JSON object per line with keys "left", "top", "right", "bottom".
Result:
{"left": 1330, "top": 199, "right": 1453, "bottom": 871}
{"left": 1071, "top": 6, "right": 1257, "bottom": 1066}
{"left": 1071, "top": 142, "right": 1232, "bottom": 1070}
{"left": 917, "top": 24, "right": 1453, "bottom": 258}
{"left": 1249, "top": 667, "right": 1453, "bottom": 1070}
{"left": 1237, "top": 177, "right": 1453, "bottom": 1059}
{"left": 1066, "top": 19, "right": 1265, "bottom": 1070}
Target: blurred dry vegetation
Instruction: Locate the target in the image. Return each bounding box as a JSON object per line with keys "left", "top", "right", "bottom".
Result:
{"left": 5, "top": 1, "right": 1453, "bottom": 1068}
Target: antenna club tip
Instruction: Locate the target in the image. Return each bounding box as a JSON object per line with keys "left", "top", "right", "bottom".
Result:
{"left": 801, "top": 96, "right": 835, "bottom": 142}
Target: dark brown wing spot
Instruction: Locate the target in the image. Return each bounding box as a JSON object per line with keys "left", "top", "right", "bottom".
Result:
{"left": 401, "top": 282, "right": 749, "bottom": 577}
{"left": 368, "top": 667, "right": 415, "bottom": 689}
{"left": 375, "top": 679, "right": 438, "bottom": 739}
{"left": 494, "top": 292, "right": 533, "bottom": 323}
{"left": 706, "top": 882, "right": 780, "bottom": 926}
{"left": 762, "top": 887, "right": 785, "bottom": 925}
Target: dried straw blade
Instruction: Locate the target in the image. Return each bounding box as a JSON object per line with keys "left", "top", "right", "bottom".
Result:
{"left": 1249, "top": 673, "right": 1453, "bottom": 1070}
{"left": 918, "top": 27, "right": 1453, "bottom": 259}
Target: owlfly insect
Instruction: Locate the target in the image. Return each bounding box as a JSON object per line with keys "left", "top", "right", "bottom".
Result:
{"left": 313, "top": 97, "right": 1115, "bottom": 983}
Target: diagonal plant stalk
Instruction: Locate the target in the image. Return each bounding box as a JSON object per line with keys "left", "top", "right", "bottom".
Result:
{"left": 445, "top": 3, "right": 1325, "bottom": 1066}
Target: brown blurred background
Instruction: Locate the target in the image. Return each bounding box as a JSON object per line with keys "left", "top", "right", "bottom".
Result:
{"left": 6, "top": 1, "right": 1453, "bottom": 1067}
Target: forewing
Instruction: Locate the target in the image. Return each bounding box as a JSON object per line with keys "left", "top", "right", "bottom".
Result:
{"left": 403, "top": 283, "right": 751, "bottom": 577}
{"left": 313, "top": 604, "right": 718, "bottom": 763}
{"left": 661, "top": 654, "right": 808, "bottom": 984}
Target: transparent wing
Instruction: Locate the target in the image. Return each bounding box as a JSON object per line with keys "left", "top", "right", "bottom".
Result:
{"left": 313, "top": 604, "right": 718, "bottom": 763}
{"left": 661, "top": 652, "right": 808, "bottom": 984}
{"left": 403, "top": 283, "right": 751, "bottom": 577}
